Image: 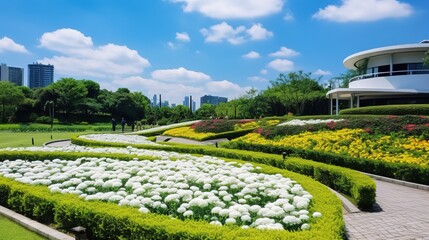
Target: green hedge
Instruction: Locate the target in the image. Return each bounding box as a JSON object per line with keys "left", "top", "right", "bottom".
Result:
{"left": 71, "top": 136, "right": 376, "bottom": 209}
{"left": 340, "top": 104, "right": 429, "bottom": 115}
{"left": 184, "top": 128, "right": 256, "bottom": 141}
{"left": 225, "top": 141, "right": 429, "bottom": 186}
{"left": 0, "top": 151, "right": 344, "bottom": 240}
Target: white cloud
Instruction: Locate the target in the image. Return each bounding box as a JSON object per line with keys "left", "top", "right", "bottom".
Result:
{"left": 200, "top": 22, "right": 246, "bottom": 45}
{"left": 176, "top": 32, "right": 191, "bottom": 42}
{"left": 242, "top": 51, "right": 260, "bottom": 59}
{"left": 284, "top": 10, "right": 294, "bottom": 21}
{"left": 313, "top": 69, "right": 332, "bottom": 76}
{"left": 172, "top": 0, "right": 283, "bottom": 19}
{"left": 248, "top": 76, "right": 268, "bottom": 82}
{"left": 151, "top": 67, "right": 211, "bottom": 83}
{"left": 201, "top": 22, "right": 272, "bottom": 45}
{"left": 205, "top": 80, "right": 251, "bottom": 99}
{"left": 267, "top": 59, "right": 294, "bottom": 72}
{"left": 269, "top": 46, "right": 299, "bottom": 58}
{"left": 167, "top": 41, "right": 176, "bottom": 49}
{"left": 246, "top": 23, "right": 273, "bottom": 40}
{"left": 38, "top": 28, "right": 150, "bottom": 78}
{"left": 313, "top": 0, "right": 413, "bottom": 22}
{"left": 260, "top": 69, "right": 268, "bottom": 75}
{"left": 0, "top": 37, "right": 29, "bottom": 54}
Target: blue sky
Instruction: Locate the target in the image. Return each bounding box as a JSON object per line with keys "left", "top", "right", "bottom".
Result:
{"left": 1, "top": 0, "right": 428, "bottom": 106}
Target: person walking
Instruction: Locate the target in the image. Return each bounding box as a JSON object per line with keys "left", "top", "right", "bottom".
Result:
{"left": 121, "top": 117, "right": 126, "bottom": 132}
{"left": 111, "top": 118, "right": 116, "bottom": 132}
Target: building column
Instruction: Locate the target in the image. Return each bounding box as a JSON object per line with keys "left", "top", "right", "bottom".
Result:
{"left": 335, "top": 93, "right": 339, "bottom": 115}
{"left": 357, "top": 96, "right": 360, "bottom": 108}
{"left": 330, "top": 94, "right": 333, "bottom": 115}
{"left": 350, "top": 94, "right": 354, "bottom": 108}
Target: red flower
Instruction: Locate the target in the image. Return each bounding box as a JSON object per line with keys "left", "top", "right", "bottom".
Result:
{"left": 403, "top": 124, "right": 416, "bottom": 131}
{"left": 363, "top": 128, "right": 372, "bottom": 133}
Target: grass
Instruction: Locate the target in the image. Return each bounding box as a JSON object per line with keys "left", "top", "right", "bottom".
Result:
{"left": 0, "top": 132, "right": 80, "bottom": 148}
{"left": 0, "top": 215, "right": 46, "bottom": 240}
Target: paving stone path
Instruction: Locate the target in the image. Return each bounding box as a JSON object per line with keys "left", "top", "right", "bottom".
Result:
{"left": 344, "top": 180, "right": 429, "bottom": 240}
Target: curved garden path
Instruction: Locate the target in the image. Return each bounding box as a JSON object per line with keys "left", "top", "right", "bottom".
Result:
{"left": 344, "top": 179, "right": 429, "bottom": 240}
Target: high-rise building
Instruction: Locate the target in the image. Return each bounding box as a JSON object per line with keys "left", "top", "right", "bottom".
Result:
{"left": 161, "top": 101, "right": 169, "bottom": 107}
{"left": 0, "top": 63, "right": 24, "bottom": 86}
{"left": 183, "top": 96, "right": 196, "bottom": 112}
{"left": 183, "top": 96, "right": 190, "bottom": 107}
{"left": 28, "top": 62, "right": 54, "bottom": 88}
{"left": 192, "top": 101, "right": 196, "bottom": 112}
{"left": 152, "top": 94, "right": 158, "bottom": 107}
{"left": 200, "top": 95, "right": 228, "bottom": 106}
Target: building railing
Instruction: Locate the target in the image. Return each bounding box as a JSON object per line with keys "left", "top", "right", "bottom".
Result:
{"left": 349, "top": 69, "right": 429, "bottom": 83}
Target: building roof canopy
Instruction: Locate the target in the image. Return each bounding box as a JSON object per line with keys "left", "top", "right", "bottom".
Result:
{"left": 343, "top": 43, "right": 429, "bottom": 69}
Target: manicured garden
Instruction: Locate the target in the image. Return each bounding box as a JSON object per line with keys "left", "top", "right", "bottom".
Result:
{"left": 0, "top": 145, "right": 344, "bottom": 239}
{"left": 5, "top": 114, "right": 426, "bottom": 239}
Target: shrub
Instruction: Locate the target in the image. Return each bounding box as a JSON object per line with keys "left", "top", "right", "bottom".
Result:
{"left": 340, "top": 104, "right": 429, "bottom": 115}
{"left": 224, "top": 140, "right": 429, "bottom": 186}
{"left": 192, "top": 120, "right": 237, "bottom": 133}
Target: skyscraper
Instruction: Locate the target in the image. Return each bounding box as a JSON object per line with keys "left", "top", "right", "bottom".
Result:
{"left": 152, "top": 94, "right": 158, "bottom": 107}
{"left": 28, "top": 63, "right": 54, "bottom": 88}
{"left": 0, "top": 63, "right": 24, "bottom": 86}
{"left": 200, "top": 95, "right": 228, "bottom": 106}
{"left": 183, "top": 96, "right": 190, "bottom": 107}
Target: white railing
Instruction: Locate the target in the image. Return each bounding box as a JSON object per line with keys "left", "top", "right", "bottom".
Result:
{"left": 349, "top": 69, "right": 429, "bottom": 83}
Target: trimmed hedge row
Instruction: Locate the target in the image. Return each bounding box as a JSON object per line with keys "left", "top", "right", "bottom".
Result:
{"left": 225, "top": 141, "right": 429, "bottom": 186}
{"left": 340, "top": 104, "right": 429, "bottom": 115}
{"left": 192, "top": 128, "right": 255, "bottom": 141}
{"left": 71, "top": 136, "right": 376, "bottom": 209}
{"left": 0, "top": 151, "right": 344, "bottom": 240}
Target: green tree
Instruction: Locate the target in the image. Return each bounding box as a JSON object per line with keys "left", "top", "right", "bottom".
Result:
{"left": 269, "top": 71, "right": 325, "bottom": 115}
{"left": 329, "top": 70, "right": 359, "bottom": 88}
{"left": 0, "top": 81, "right": 25, "bottom": 122}
{"left": 194, "top": 103, "right": 216, "bottom": 119}
{"left": 51, "top": 78, "right": 87, "bottom": 119}
{"left": 171, "top": 105, "right": 192, "bottom": 122}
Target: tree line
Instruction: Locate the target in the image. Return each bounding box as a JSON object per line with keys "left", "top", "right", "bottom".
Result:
{"left": 1, "top": 71, "right": 349, "bottom": 124}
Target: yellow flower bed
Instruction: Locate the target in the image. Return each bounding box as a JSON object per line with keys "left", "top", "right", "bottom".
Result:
{"left": 163, "top": 127, "right": 216, "bottom": 141}
{"left": 235, "top": 121, "right": 259, "bottom": 130}
{"left": 234, "top": 128, "right": 429, "bottom": 166}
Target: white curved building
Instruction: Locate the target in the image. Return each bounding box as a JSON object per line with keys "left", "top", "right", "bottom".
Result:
{"left": 327, "top": 41, "right": 429, "bottom": 114}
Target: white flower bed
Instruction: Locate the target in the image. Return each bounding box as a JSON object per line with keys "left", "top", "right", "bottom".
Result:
{"left": 0, "top": 149, "right": 321, "bottom": 230}
{"left": 79, "top": 134, "right": 159, "bottom": 145}
{"left": 278, "top": 119, "right": 344, "bottom": 126}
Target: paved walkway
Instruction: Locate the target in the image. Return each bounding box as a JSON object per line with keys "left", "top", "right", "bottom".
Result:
{"left": 344, "top": 179, "right": 429, "bottom": 240}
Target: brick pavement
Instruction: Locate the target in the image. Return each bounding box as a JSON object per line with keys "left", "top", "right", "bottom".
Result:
{"left": 344, "top": 180, "right": 429, "bottom": 240}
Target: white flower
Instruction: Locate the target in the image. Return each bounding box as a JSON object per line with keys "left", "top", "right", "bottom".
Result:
{"left": 139, "top": 207, "right": 150, "bottom": 213}
{"left": 313, "top": 212, "right": 322, "bottom": 218}
{"left": 183, "top": 210, "right": 193, "bottom": 217}
{"left": 301, "top": 223, "right": 310, "bottom": 230}
{"left": 282, "top": 216, "right": 301, "bottom": 225}
{"left": 225, "top": 218, "right": 236, "bottom": 224}
{"left": 177, "top": 207, "right": 186, "bottom": 213}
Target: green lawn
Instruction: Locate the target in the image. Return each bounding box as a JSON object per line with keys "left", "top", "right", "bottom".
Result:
{"left": 0, "top": 132, "right": 79, "bottom": 148}
{"left": 0, "top": 215, "right": 46, "bottom": 240}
